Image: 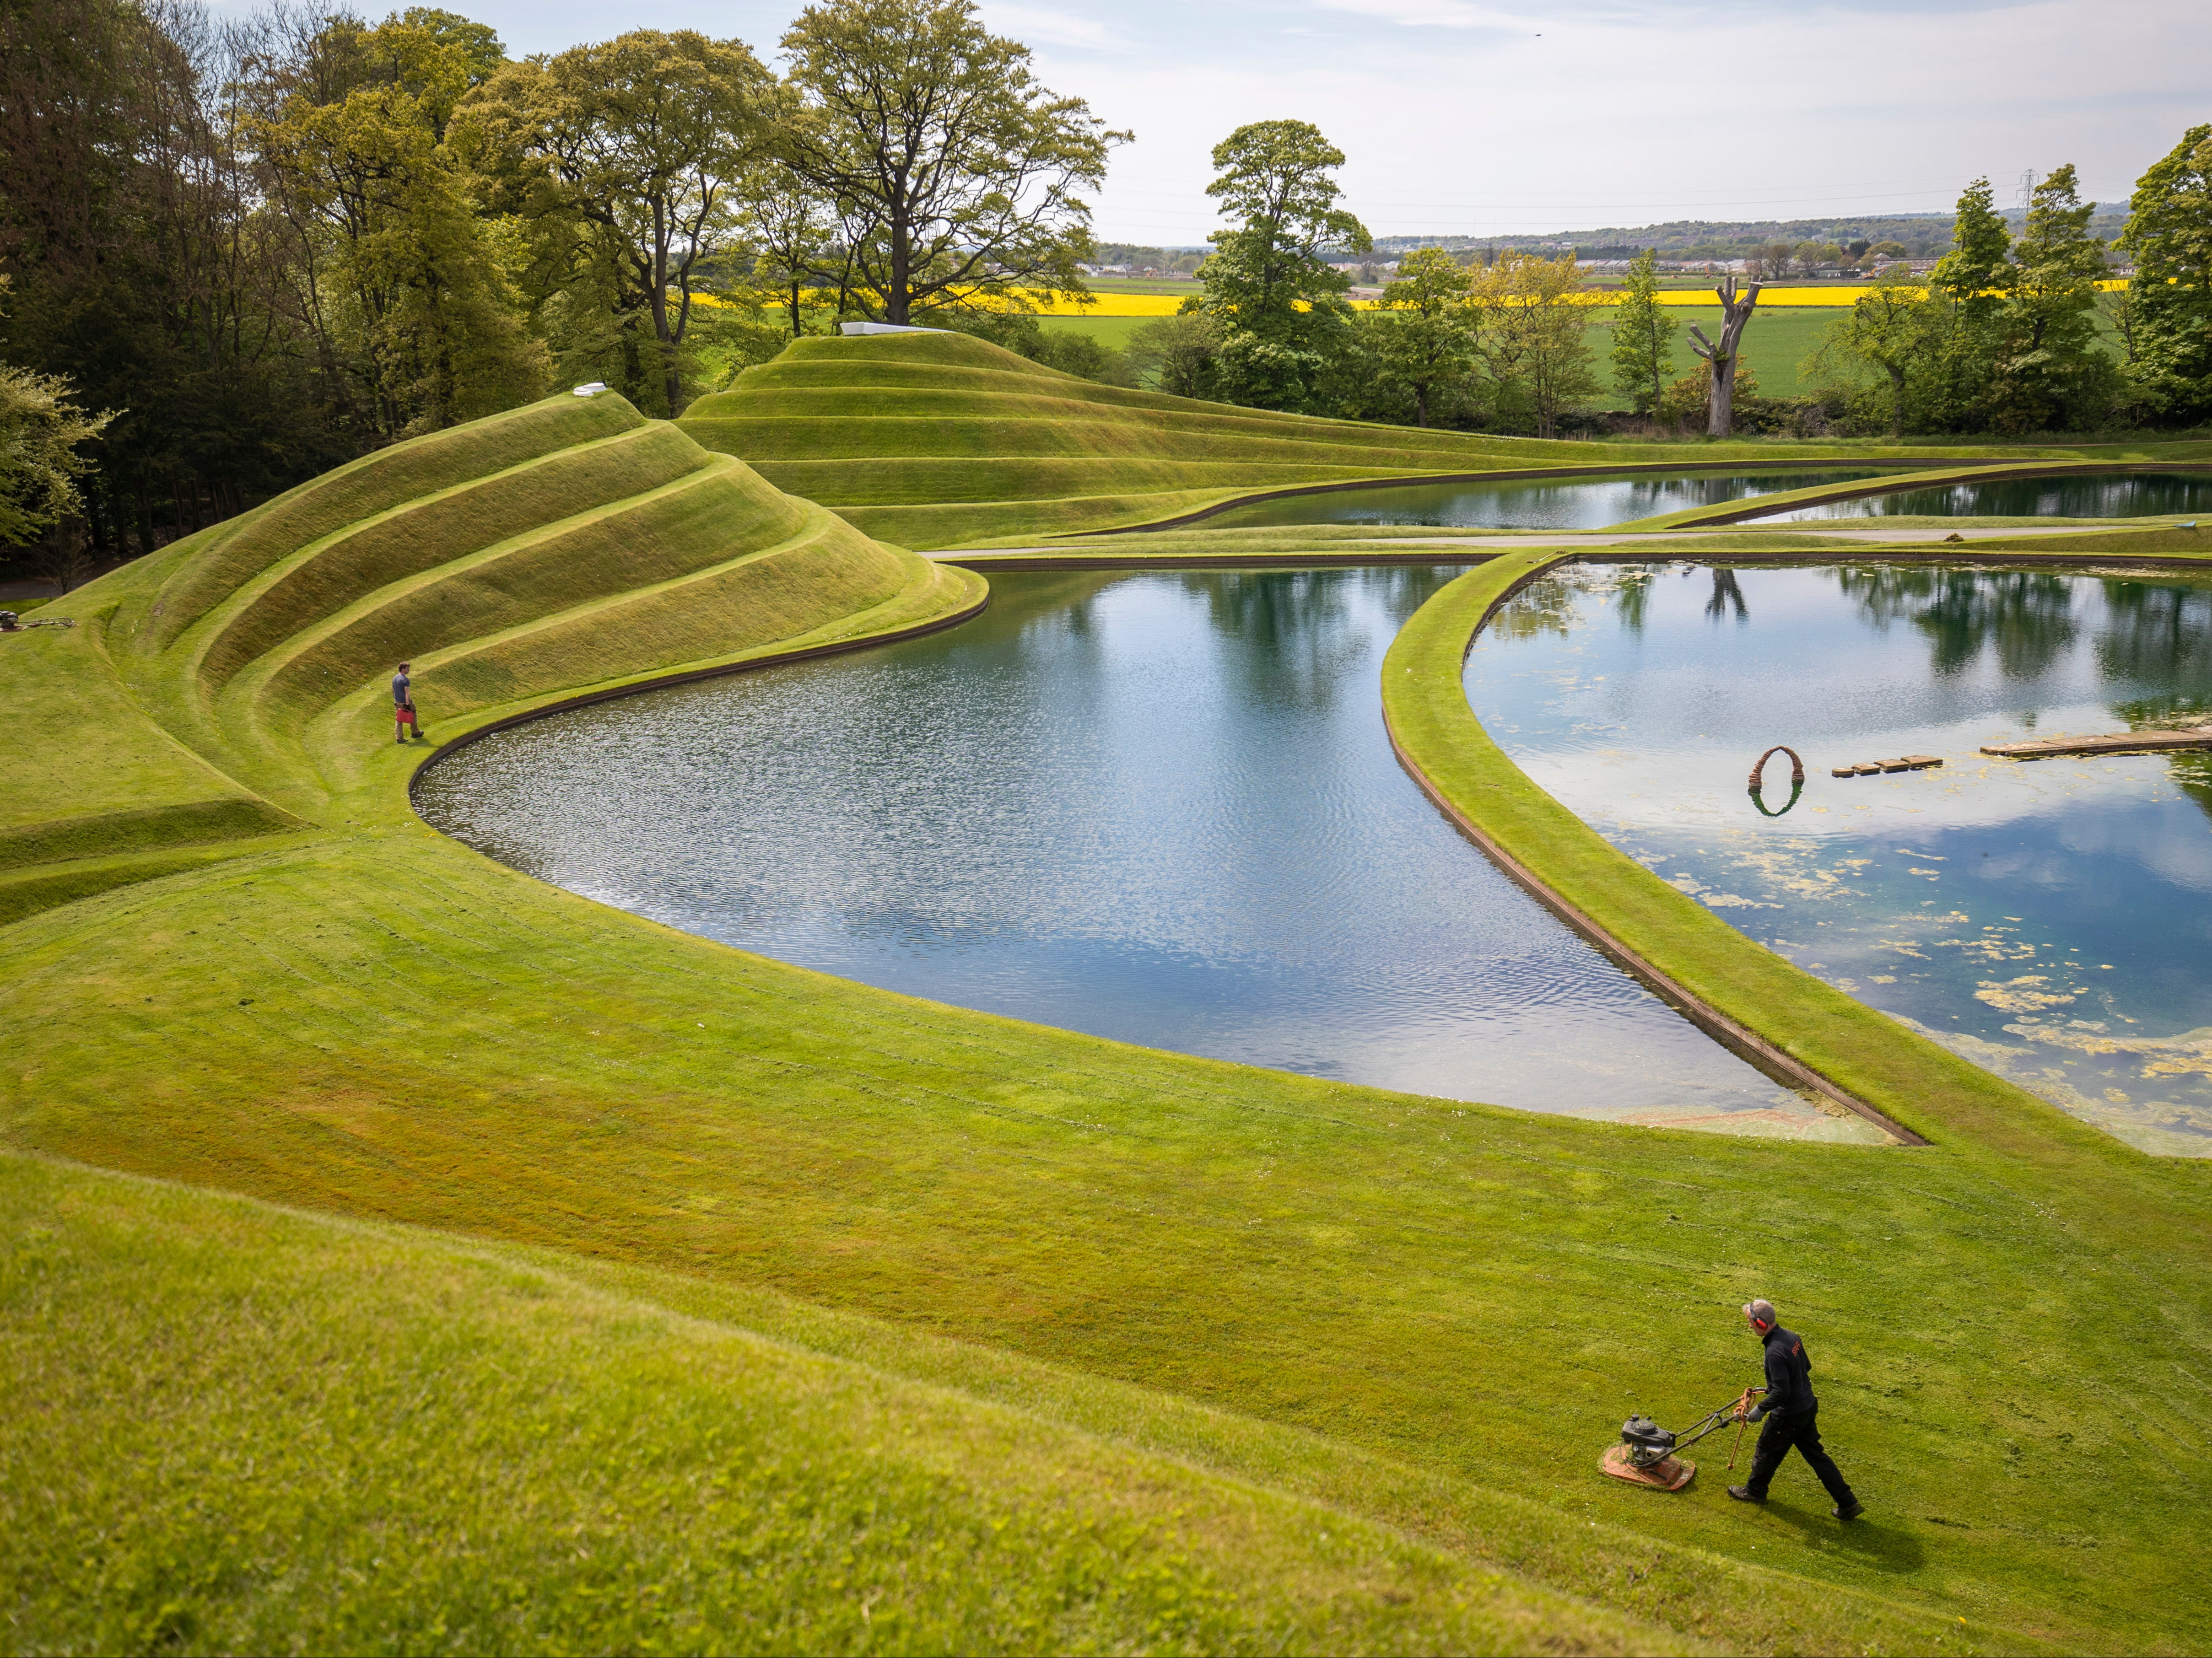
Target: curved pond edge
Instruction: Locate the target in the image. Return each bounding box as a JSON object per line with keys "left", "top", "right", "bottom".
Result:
{"left": 1378, "top": 538, "right": 2212, "bottom": 1163}
{"left": 1052, "top": 458, "right": 1946, "bottom": 540}
{"left": 405, "top": 569, "right": 990, "bottom": 810}
{"left": 1638, "top": 459, "right": 2212, "bottom": 532}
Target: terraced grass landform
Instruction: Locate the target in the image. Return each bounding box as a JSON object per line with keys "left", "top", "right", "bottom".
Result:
{"left": 4, "top": 350, "right": 2211, "bottom": 1654}
{"left": 679, "top": 330, "right": 2212, "bottom": 548}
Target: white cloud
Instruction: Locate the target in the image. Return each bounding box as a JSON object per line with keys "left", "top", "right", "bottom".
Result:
{"left": 444, "top": 0, "right": 2212, "bottom": 242}
{"left": 976, "top": 2, "right": 1121, "bottom": 51}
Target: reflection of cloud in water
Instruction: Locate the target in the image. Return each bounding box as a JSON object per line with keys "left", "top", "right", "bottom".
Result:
{"left": 1466, "top": 560, "right": 2212, "bottom": 1155}
{"left": 1897, "top": 1015, "right": 2212, "bottom": 1157}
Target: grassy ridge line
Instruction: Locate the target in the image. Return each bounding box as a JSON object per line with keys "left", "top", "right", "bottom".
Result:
{"left": 145, "top": 394, "right": 644, "bottom": 651}
{"left": 10, "top": 381, "right": 2211, "bottom": 1647}
{"left": 2, "top": 1150, "right": 1685, "bottom": 1658}
{"left": 0, "top": 617, "right": 293, "bottom": 839}
{"left": 0, "top": 833, "right": 322, "bottom": 927}
{"left": 1377, "top": 535, "right": 2200, "bottom": 1168}
{"left": 238, "top": 455, "right": 802, "bottom": 728}
{"left": 196, "top": 422, "right": 706, "bottom": 694}
{"left": 682, "top": 332, "right": 2212, "bottom": 549}
{"left": 8, "top": 542, "right": 2210, "bottom": 1647}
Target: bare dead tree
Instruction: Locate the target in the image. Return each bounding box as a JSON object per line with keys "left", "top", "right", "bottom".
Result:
{"left": 1688, "top": 276, "right": 1761, "bottom": 437}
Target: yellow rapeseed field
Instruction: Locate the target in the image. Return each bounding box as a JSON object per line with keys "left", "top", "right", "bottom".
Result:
{"left": 701, "top": 280, "right": 2130, "bottom": 318}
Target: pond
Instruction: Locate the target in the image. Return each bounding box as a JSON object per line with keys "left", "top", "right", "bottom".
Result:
{"left": 418, "top": 568, "right": 1880, "bottom": 1140}
{"left": 1198, "top": 469, "right": 1895, "bottom": 531}
{"left": 1462, "top": 560, "right": 2212, "bottom": 1155}
{"left": 1753, "top": 471, "right": 2212, "bottom": 522}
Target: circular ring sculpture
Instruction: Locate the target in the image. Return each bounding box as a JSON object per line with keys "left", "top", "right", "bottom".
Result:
{"left": 1746, "top": 745, "right": 1807, "bottom": 818}
{"left": 1748, "top": 745, "right": 1806, "bottom": 791}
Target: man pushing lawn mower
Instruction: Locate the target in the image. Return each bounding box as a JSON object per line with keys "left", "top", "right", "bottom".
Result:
{"left": 1729, "top": 1298, "right": 1863, "bottom": 1520}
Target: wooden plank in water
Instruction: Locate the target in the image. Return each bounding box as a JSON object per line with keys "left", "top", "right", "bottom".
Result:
{"left": 1981, "top": 727, "right": 2212, "bottom": 760}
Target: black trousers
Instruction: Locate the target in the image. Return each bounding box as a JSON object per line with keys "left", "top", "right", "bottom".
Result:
{"left": 1745, "top": 1405, "right": 1855, "bottom": 1504}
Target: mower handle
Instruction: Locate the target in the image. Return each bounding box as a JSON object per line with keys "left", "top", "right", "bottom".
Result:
{"left": 1669, "top": 1386, "right": 1764, "bottom": 1453}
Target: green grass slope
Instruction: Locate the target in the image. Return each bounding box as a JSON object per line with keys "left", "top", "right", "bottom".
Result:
{"left": 5, "top": 392, "right": 2211, "bottom": 1650}
{"left": 5, "top": 389, "right": 978, "bottom": 862}
{"left": 6, "top": 1151, "right": 1684, "bottom": 1657}
{"left": 676, "top": 331, "right": 2212, "bottom": 549}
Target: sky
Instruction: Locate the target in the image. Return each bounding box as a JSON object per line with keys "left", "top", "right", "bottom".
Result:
{"left": 348, "top": 0, "right": 2211, "bottom": 244}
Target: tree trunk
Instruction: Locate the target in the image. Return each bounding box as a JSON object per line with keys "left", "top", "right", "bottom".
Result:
{"left": 1689, "top": 277, "right": 1762, "bottom": 438}
{"left": 887, "top": 204, "right": 911, "bottom": 325}
{"left": 1415, "top": 384, "right": 1429, "bottom": 427}
{"left": 1888, "top": 364, "right": 1907, "bottom": 438}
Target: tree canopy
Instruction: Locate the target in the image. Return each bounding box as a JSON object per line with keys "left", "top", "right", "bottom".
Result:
{"left": 1186, "top": 119, "right": 1372, "bottom": 413}
{"left": 469, "top": 30, "right": 777, "bottom": 414}
{"left": 2119, "top": 124, "right": 2212, "bottom": 421}
{"left": 777, "top": 0, "right": 1123, "bottom": 326}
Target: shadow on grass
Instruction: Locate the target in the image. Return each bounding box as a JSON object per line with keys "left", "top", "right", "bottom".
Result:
{"left": 1760, "top": 1501, "right": 1927, "bottom": 1572}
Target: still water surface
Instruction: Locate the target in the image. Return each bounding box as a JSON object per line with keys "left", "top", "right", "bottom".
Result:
{"left": 1462, "top": 561, "right": 2212, "bottom": 1154}
{"left": 420, "top": 569, "right": 1871, "bottom": 1137}
{"left": 1200, "top": 470, "right": 1891, "bottom": 530}
{"left": 1756, "top": 472, "right": 2212, "bottom": 522}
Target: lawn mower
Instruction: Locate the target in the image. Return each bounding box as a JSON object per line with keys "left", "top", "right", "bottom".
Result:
{"left": 1599, "top": 1386, "right": 1760, "bottom": 1491}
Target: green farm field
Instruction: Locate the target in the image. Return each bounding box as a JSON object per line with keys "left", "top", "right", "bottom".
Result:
{"left": 8, "top": 336, "right": 2212, "bottom": 1653}
{"left": 1036, "top": 307, "right": 1835, "bottom": 396}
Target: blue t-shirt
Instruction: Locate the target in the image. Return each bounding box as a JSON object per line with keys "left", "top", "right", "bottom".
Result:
{"left": 392, "top": 670, "right": 411, "bottom": 706}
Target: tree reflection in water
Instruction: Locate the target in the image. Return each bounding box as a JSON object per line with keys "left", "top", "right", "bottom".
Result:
{"left": 1181, "top": 567, "right": 1462, "bottom": 712}
{"left": 1705, "top": 567, "right": 1747, "bottom": 623}
{"left": 1834, "top": 566, "right": 2079, "bottom": 679}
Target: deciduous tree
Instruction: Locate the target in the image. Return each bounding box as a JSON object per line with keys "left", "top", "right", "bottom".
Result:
{"left": 251, "top": 9, "right": 545, "bottom": 437}
{"left": 1607, "top": 248, "right": 1677, "bottom": 416}
{"left": 1122, "top": 313, "right": 1220, "bottom": 399}
{"left": 470, "top": 29, "right": 773, "bottom": 414}
{"left": 1991, "top": 163, "right": 2110, "bottom": 431}
{"left": 1812, "top": 262, "right": 1932, "bottom": 436}
{"left": 1187, "top": 119, "right": 1371, "bottom": 413}
{"left": 0, "top": 283, "right": 114, "bottom": 546}
{"left": 1686, "top": 276, "right": 1760, "bottom": 437}
{"left": 2119, "top": 124, "right": 2212, "bottom": 421}
{"left": 1371, "top": 247, "right": 1471, "bottom": 426}
{"left": 1467, "top": 252, "right": 1597, "bottom": 438}
{"left": 1931, "top": 178, "right": 2012, "bottom": 319}
{"left": 777, "top": 0, "right": 1124, "bottom": 327}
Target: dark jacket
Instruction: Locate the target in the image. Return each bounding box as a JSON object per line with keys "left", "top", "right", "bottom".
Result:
{"left": 1752, "top": 1323, "right": 1817, "bottom": 1418}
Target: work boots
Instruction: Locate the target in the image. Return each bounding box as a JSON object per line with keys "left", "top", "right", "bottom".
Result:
{"left": 1726, "top": 1485, "right": 1764, "bottom": 1503}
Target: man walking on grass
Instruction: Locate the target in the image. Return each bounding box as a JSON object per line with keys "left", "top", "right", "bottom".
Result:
{"left": 393, "top": 661, "right": 420, "bottom": 743}
{"left": 1729, "top": 1298, "right": 1863, "bottom": 1520}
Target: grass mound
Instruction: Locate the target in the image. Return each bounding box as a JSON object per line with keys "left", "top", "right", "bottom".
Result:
{"left": 0, "top": 388, "right": 977, "bottom": 917}
{"left": 677, "top": 331, "right": 2210, "bottom": 549}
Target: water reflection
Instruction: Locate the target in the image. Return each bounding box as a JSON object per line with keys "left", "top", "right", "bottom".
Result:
{"left": 421, "top": 568, "right": 1867, "bottom": 1136}
{"left": 1462, "top": 560, "right": 2212, "bottom": 1155}
{"left": 1706, "top": 568, "right": 1749, "bottom": 624}
{"left": 1758, "top": 471, "right": 2212, "bottom": 522}
{"left": 1835, "top": 567, "right": 2079, "bottom": 680}
{"left": 1201, "top": 469, "right": 1892, "bottom": 531}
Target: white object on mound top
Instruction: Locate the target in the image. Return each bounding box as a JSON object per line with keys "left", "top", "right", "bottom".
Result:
{"left": 839, "top": 321, "right": 940, "bottom": 335}
{"left": 572, "top": 382, "right": 608, "bottom": 396}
